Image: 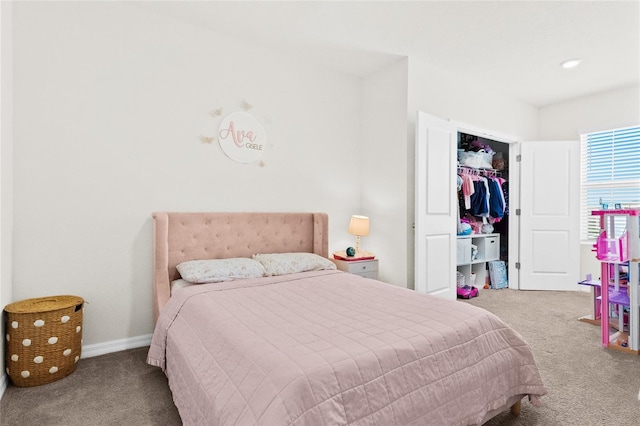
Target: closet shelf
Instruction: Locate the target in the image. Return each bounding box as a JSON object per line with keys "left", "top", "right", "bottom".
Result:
{"left": 456, "top": 233, "right": 500, "bottom": 290}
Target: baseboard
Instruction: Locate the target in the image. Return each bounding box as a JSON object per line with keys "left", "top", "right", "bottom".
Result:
{"left": 81, "top": 334, "right": 153, "bottom": 359}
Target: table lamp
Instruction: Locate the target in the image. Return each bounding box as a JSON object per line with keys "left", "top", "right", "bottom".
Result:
{"left": 348, "top": 215, "right": 370, "bottom": 254}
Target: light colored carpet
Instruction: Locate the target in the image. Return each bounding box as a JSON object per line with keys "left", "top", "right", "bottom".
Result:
{"left": 2, "top": 288, "right": 639, "bottom": 425}
{"left": 465, "top": 288, "right": 640, "bottom": 425}
{"left": 0, "top": 344, "right": 181, "bottom": 425}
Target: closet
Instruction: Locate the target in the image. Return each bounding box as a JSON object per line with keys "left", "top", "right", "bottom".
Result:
{"left": 456, "top": 132, "right": 511, "bottom": 289}
{"left": 414, "top": 110, "right": 580, "bottom": 300}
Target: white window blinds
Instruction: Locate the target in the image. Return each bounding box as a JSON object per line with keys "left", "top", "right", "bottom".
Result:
{"left": 580, "top": 125, "right": 640, "bottom": 240}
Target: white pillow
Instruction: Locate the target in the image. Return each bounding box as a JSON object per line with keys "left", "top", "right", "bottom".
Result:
{"left": 253, "top": 252, "right": 336, "bottom": 276}
{"left": 176, "top": 258, "right": 266, "bottom": 283}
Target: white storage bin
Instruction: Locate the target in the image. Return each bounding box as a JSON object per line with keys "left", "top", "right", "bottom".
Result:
{"left": 458, "top": 150, "right": 493, "bottom": 169}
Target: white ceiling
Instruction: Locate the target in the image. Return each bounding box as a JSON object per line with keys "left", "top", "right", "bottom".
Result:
{"left": 135, "top": 0, "right": 640, "bottom": 107}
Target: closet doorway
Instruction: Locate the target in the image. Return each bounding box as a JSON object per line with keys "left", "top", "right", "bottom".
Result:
{"left": 457, "top": 132, "right": 512, "bottom": 289}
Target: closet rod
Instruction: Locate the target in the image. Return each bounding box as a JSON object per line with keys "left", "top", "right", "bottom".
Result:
{"left": 457, "top": 165, "right": 501, "bottom": 178}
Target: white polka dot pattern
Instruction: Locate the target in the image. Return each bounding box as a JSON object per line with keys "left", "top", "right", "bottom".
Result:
{"left": 4, "top": 295, "right": 83, "bottom": 387}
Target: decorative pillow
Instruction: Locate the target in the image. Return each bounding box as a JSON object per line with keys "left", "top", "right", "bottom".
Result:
{"left": 176, "top": 258, "right": 266, "bottom": 284}
{"left": 253, "top": 252, "right": 336, "bottom": 276}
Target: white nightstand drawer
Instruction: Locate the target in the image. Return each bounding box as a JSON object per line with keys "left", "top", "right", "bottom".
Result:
{"left": 358, "top": 270, "right": 379, "bottom": 279}
{"left": 343, "top": 260, "right": 378, "bottom": 274}
{"left": 331, "top": 258, "right": 379, "bottom": 279}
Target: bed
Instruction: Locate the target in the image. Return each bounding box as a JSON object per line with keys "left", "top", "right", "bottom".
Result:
{"left": 147, "top": 212, "right": 546, "bottom": 425}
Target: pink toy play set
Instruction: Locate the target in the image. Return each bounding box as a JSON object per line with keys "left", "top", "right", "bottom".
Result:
{"left": 579, "top": 209, "right": 640, "bottom": 355}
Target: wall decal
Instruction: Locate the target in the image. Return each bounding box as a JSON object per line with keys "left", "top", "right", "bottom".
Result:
{"left": 209, "top": 108, "right": 223, "bottom": 117}
{"left": 217, "top": 111, "right": 266, "bottom": 164}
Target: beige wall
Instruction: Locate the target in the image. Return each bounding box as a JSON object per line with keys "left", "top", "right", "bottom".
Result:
{"left": 8, "top": 2, "right": 364, "bottom": 348}
{"left": 361, "top": 59, "right": 409, "bottom": 287}
{"left": 0, "top": 0, "right": 14, "bottom": 390}
{"left": 539, "top": 84, "right": 640, "bottom": 140}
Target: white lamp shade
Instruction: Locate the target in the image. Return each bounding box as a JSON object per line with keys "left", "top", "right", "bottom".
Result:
{"left": 348, "top": 215, "right": 370, "bottom": 236}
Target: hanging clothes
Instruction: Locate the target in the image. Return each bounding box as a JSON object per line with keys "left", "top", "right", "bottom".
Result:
{"left": 456, "top": 175, "right": 463, "bottom": 234}
{"left": 458, "top": 167, "right": 508, "bottom": 224}
{"left": 469, "top": 177, "right": 490, "bottom": 217}
{"left": 487, "top": 177, "right": 505, "bottom": 219}
{"left": 460, "top": 173, "right": 475, "bottom": 209}
{"left": 501, "top": 180, "right": 509, "bottom": 215}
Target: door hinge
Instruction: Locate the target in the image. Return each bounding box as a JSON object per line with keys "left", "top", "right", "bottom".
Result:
{"left": 515, "top": 262, "right": 521, "bottom": 269}
{"left": 515, "top": 209, "right": 521, "bottom": 216}
{"left": 516, "top": 154, "right": 521, "bottom": 162}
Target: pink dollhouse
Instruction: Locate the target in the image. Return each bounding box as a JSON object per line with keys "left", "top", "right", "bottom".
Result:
{"left": 582, "top": 208, "right": 640, "bottom": 354}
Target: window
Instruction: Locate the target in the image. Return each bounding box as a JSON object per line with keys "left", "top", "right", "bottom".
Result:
{"left": 580, "top": 125, "right": 640, "bottom": 240}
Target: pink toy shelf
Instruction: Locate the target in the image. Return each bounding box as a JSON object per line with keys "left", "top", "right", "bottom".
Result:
{"left": 588, "top": 208, "right": 640, "bottom": 355}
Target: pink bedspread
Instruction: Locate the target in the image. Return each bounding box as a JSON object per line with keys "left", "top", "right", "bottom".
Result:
{"left": 148, "top": 270, "right": 546, "bottom": 426}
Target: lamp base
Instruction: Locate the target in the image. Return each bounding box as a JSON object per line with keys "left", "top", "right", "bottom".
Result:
{"left": 333, "top": 250, "right": 375, "bottom": 261}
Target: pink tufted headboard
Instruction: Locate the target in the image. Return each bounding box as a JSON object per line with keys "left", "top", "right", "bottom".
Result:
{"left": 152, "top": 212, "right": 329, "bottom": 321}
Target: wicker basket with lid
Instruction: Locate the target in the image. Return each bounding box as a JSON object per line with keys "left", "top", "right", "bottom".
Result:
{"left": 4, "top": 295, "right": 84, "bottom": 387}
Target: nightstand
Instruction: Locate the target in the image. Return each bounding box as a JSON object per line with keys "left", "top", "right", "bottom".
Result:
{"left": 331, "top": 258, "right": 378, "bottom": 279}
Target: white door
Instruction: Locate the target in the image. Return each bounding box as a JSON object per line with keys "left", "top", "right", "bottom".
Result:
{"left": 415, "top": 111, "right": 457, "bottom": 299}
{"left": 519, "top": 140, "right": 580, "bottom": 290}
